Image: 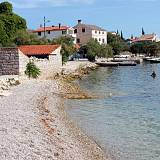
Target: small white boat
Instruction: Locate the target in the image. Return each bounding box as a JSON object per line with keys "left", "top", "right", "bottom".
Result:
{"left": 143, "top": 57, "right": 152, "bottom": 61}
{"left": 149, "top": 58, "right": 160, "bottom": 63}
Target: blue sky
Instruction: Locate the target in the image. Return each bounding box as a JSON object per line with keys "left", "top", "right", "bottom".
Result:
{"left": 1, "top": 0, "right": 160, "bottom": 38}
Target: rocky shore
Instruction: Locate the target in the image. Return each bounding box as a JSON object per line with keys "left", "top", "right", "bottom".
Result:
{"left": 0, "top": 61, "right": 110, "bottom": 160}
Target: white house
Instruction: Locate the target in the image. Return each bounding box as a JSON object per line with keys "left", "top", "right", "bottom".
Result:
{"left": 33, "top": 24, "right": 76, "bottom": 44}
{"left": 73, "top": 20, "right": 107, "bottom": 45}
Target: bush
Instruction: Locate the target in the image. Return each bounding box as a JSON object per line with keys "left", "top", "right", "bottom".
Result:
{"left": 25, "top": 61, "right": 41, "bottom": 79}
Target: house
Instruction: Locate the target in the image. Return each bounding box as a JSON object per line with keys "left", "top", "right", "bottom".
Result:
{"left": 131, "top": 33, "right": 160, "bottom": 43}
{"left": 33, "top": 24, "right": 76, "bottom": 44}
{"left": 0, "top": 45, "right": 62, "bottom": 76}
{"left": 73, "top": 20, "right": 107, "bottom": 45}
{"left": 109, "top": 31, "right": 117, "bottom": 35}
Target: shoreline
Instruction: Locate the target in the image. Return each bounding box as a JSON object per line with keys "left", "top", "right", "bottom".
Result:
{"left": 0, "top": 61, "right": 110, "bottom": 159}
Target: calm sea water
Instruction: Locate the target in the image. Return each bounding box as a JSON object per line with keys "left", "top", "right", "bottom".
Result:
{"left": 65, "top": 63, "right": 160, "bottom": 160}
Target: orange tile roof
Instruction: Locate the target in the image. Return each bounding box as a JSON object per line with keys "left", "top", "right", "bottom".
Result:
{"left": 18, "top": 45, "right": 60, "bottom": 56}
{"left": 131, "top": 34, "right": 155, "bottom": 43}
{"left": 74, "top": 44, "right": 81, "bottom": 50}
{"left": 33, "top": 26, "right": 70, "bottom": 33}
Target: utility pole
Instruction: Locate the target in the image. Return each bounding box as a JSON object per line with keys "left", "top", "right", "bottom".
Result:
{"left": 44, "top": 16, "right": 46, "bottom": 38}
{"left": 43, "top": 16, "right": 50, "bottom": 38}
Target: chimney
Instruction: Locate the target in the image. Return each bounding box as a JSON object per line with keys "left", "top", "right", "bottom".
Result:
{"left": 59, "top": 23, "right": 61, "bottom": 29}
{"left": 78, "top": 20, "right": 82, "bottom": 24}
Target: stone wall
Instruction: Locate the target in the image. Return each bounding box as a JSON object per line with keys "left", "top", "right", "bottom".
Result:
{"left": 0, "top": 48, "right": 19, "bottom": 76}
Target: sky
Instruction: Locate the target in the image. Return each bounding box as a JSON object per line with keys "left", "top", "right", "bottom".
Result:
{"left": 1, "top": 0, "right": 160, "bottom": 38}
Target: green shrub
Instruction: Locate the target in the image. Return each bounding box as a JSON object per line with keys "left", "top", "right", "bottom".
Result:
{"left": 25, "top": 61, "right": 41, "bottom": 79}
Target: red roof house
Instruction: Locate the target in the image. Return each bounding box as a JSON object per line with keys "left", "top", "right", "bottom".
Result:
{"left": 18, "top": 45, "right": 60, "bottom": 56}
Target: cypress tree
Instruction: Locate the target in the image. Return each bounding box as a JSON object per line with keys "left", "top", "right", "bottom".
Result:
{"left": 116, "top": 29, "right": 119, "bottom": 35}
{"left": 131, "top": 34, "right": 133, "bottom": 39}
{"left": 142, "top": 27, "right": 145, "bottom": 35}
{"left": 121, "top": 30, "right": 124, "bottom": 40}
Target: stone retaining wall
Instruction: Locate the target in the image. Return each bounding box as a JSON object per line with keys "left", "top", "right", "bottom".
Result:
{"left": 0, "top": 48, "right": 19, "bottom": 76}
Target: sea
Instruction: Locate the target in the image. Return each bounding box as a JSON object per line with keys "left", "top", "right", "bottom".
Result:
{"left": 65, "top": 62, "right": 160, "bottom": 160}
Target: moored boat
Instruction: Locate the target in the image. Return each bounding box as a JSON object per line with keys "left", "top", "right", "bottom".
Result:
{"left": 96, "top": 62, "right": 119, "bottom": 67}
{"left": 119, "top": 61, "right": 137, "bottom": 66}
{"left": 149, "top": 58, "right": 160, "bottom": 63}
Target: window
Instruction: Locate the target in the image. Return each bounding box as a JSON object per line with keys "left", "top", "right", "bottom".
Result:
{"left": 102, "top": 32, "right": 104, "bottom": 34}
{"left": 68, "top": 30, "right": 73, "bottom": 34}
{"left": 82, "top": 28, "right": 85, "bottom": 33}
{"left": 102, "top": 39, "right": 105, "bottom": 43}
{"left": 95, "top": 38, "right": 98, "bottom": 42}
{"left": 77, "top": 38, "right": 80, "bottom": 43}
{"left": 99, "top": 38, "right": 101, "bottom": 41}
{"left": 48, "top": 31, "right": 50, "bottom": 34}
{"left": 62, "top": 30, "right": 67, "bottom": 35}
{"left": 38, "top": 32, "right": 41, "bottom": 36}
{"left": 74, "top": 29, "right": 77, "bottom": 33}
{"left": 95, "top": 31, "right": 97, "bottom": 34}
{"left": 99, "top": 31, "right": 101, "bottom": 34}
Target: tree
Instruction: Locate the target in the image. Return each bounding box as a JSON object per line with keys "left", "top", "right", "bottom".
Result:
{"left": 52, "top": 36, "right": 76, "bottom": 64}
{"left": 0, "top": 1, "right": 12, "bottom": 14}
{"left": 116, "top": 30, "right": 119, "bottom": 36}
{"left": 25, "top": 61, "right": 41, "bottom": 79}
{"left": 142, "top": 27, "right": 145, "bottom": 35}
{"left": 0, "top": 1, "right": 27, "bottom": 46}
{"left": 13, "top": 29, "right": 51, "bottom": 45}
{"left": 130, "top": 42, "right": 159, "bottom": 56}
{"left": 85, "top": 39, "right": 101, "bottom": 61}
{"left": 99, "top": 44, "right": 113, "bottom": 58}
{"left": 121, "top": 30, "right": 124, "bottom": 40}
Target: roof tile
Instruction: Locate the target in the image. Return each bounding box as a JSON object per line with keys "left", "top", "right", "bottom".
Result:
{"left": 18, "top": 45, "right": 60, "bottom": 56}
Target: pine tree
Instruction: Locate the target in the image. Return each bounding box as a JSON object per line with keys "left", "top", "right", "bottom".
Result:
{"left": 142, "top": 27, "right": 145, "bottom": 35}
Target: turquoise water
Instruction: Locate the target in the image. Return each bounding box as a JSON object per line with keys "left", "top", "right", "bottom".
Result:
{"left": 65, "top": 63, "right": 160, "bottom": 160}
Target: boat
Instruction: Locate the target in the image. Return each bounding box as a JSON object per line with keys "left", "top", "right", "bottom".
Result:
{"left": 143, "top": 57, "right": 152, "bottom": 61}
{"left": 118, "top": 61, "right": 137, "bottom": 66}
{"left": 149, "top": 58, "right": 160, "bottom": 63}
{"left": 96, "top": 62, "right": 119, "bottom": 67}
{"left": 96, "top": 61, "right": 137, "bottom": 67}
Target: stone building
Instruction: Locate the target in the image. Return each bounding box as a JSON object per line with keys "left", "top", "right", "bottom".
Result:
{"left": 73, "top": 20, "right": 107, "bottom": 45}
{"left": 0, "top": 45, "right": 62, "bottom": 77}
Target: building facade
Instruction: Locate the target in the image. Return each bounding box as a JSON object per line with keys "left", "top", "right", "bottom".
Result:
{"left": 0, "top": 45, "right": 62, "bottom": 76}
{"left": 73, "top": 20, "right": 107, "bottom": 45}
{"left": 33, "top": 24, "right": 76, "bottom": 44}
{"left": 131, "top": 33, "right": 160, "bottom": 43}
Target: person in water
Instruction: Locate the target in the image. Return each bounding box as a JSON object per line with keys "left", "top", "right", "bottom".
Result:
{"left": 151, "top": 71, "right": 156, "bottom": 78}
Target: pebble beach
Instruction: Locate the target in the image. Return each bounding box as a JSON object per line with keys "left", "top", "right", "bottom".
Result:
{"left": 0, "top": 62, "right": 110, "bottom": 160}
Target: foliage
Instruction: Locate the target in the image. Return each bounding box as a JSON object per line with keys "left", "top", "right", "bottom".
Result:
{"left": 0, "top": 1, "right": 27, "bottom": 46}
{"left": 0, "top": 1, "right": 12, "bottom": 14}
{"left": 107, "top": 32, "right": 129, "bottom": 55}
{"left": 52, "top": 36, "right": 76, "bottom": 64}
{"left": 142, "top": 27, "right": 145, "bottom": 35}
{"left": 121, "top": 31, "right": 124, "bottom": 40}
{"left": 99, "top": 44, "right": 113, "bottom": 58}
{"left": 85, "top": 39, "right": 101, "bottom": 61}
{"left": 13, "top": 30, "right": 51, "bottom": 45}
{"left": 25, "top": 61, "right": 41, "bottom": 79}
{"left": 130, "top": 42, "right": 159, "bottom": 56}
{"left": 79, "top": 39, "right": 114, "bottom": 61}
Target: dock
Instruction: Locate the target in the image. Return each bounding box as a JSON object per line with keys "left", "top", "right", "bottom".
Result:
{"left": 96, "top": 61, "right": 137, "bottom": 67}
